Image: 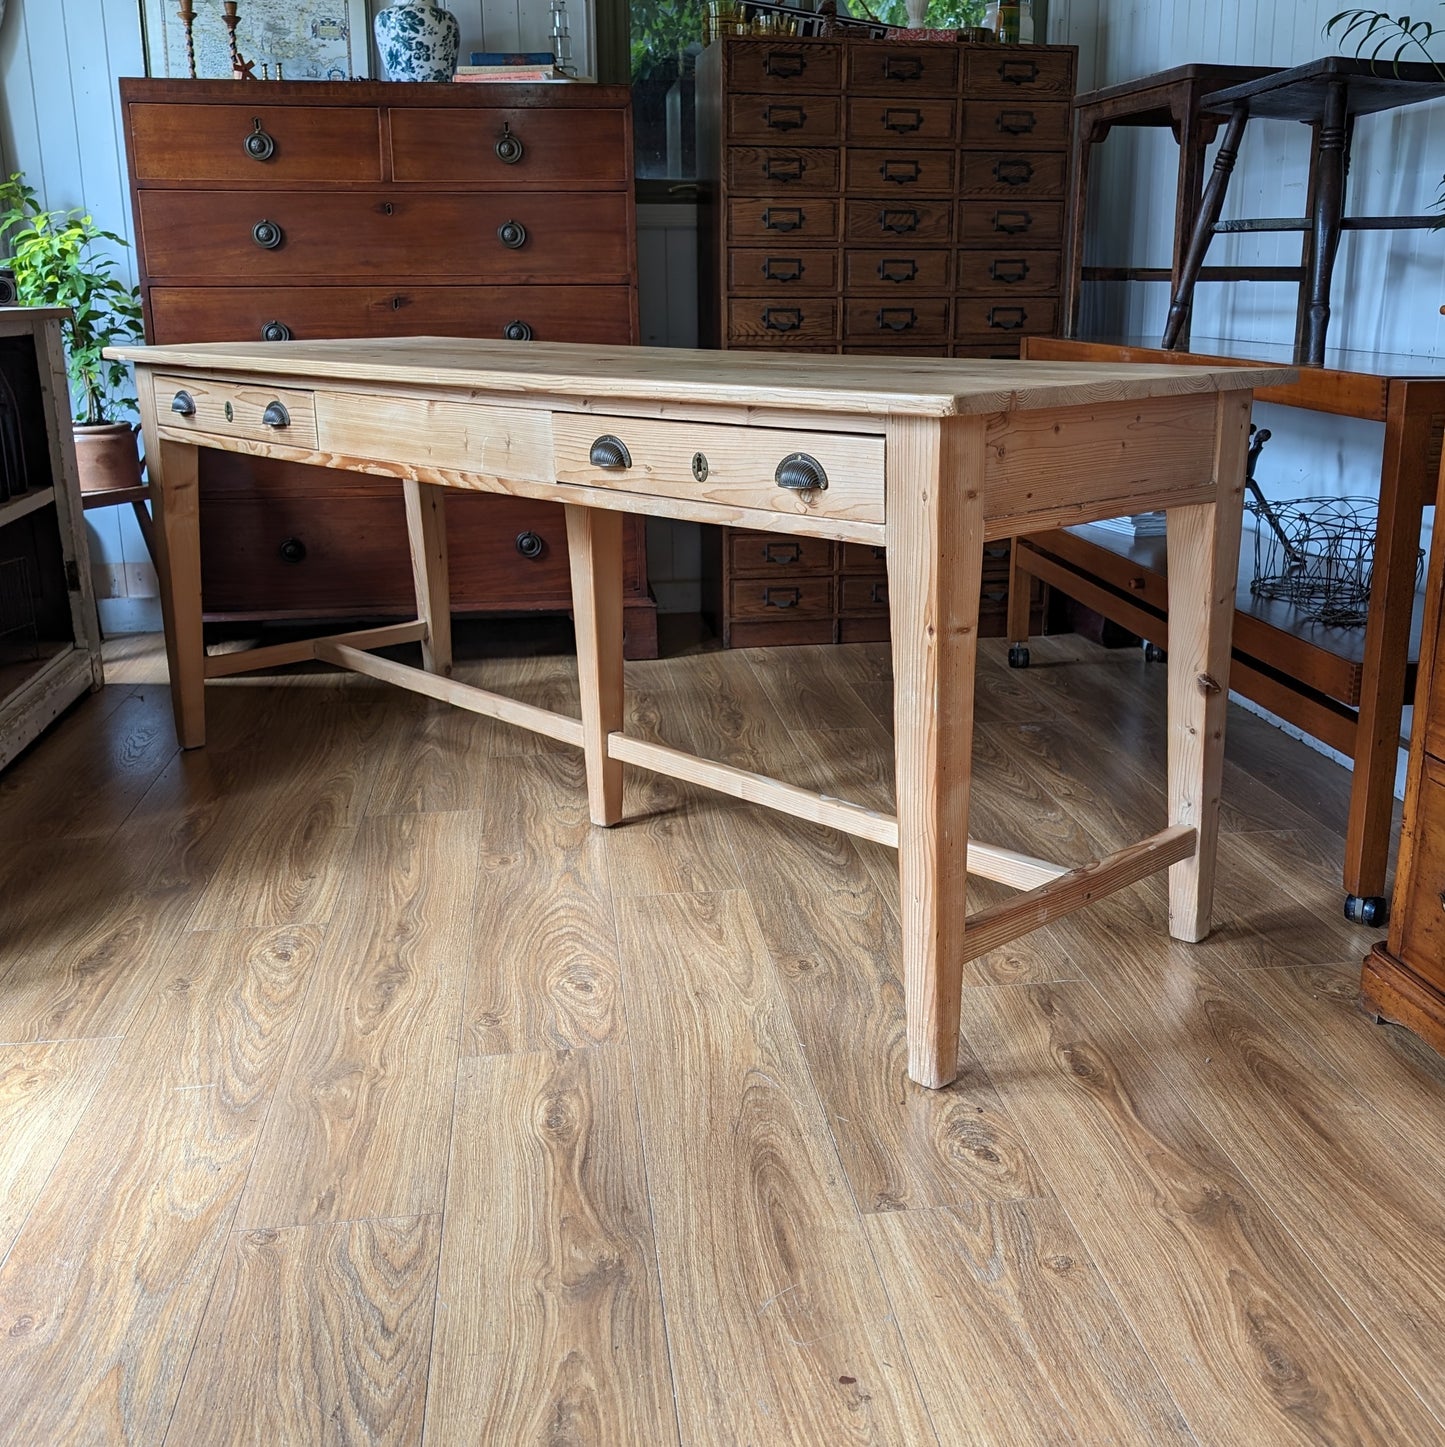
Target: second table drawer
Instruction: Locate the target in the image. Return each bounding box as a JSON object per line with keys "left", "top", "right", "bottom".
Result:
{"left": 158, "top": 374, "right": 318, "bottom": 449}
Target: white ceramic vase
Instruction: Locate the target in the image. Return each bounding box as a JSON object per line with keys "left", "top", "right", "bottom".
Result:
{"left": 373, "top": 0, "right": 460, "bottom": 82}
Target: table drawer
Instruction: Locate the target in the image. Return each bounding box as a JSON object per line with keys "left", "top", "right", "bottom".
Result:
{"left": 845, "top": 99, "right": 957, "bottom": 145}
{"left": 136, "top": 190, "right": 633, "bottom": 283}
{"left": 954, "top": 296, "right": 1058, "bottom": 337}
{"left": 1395, "top": 756, "right": 1445, "bottom": 990}
{"left": 844, "top": 199, "right": 953, "bottom": 244}
{"left": 956, "top": 250, "right": 1061, "bottom": 294}
{"left": 728, "top": 94, "right": 841, "bottom": 142}
{"left": 845, "top": 248, "right": 951, "bottom": 291}
{"left": 727, "top": 41, "right": 842, "bottom": 93}
{"left": 959, "top": 152, "right": 1067, "bottom": 200}
{"left": 845, "top": 297, "right": 950, "bottom": 342}
{"left": 729, "top": 248, "right": 839, "bottom": 293}
{"left": 148, "top": 284, "right": 636, "bottom": 346}
{"left": 552, "top": 413, "right": 884, "bottom": 525}
{"left": 729, "top": 198, "right": 840, "bottom": 244}
{"left": 730, "top": 575, "right": 835, "bottom": 620}
{"left": 157, "top": 374, "right": 318, "bottom": 450}
{"left": 727, "top": 146, "right": 840, "bottom": 193}
{"left": 840, "top": 575, "right": 890, "bottom": 614}
{"left": 958, "top": 201, "right": 1063, "bottom": 247}
{"left": 965, "top": 48, "right": 1074, "bottom": 100}
{"left": 846, "top": 44, "right": 959, "bottom": 95}
{"left": 126, "top": 103, "right": 382, "bottom": 183}
{"left": 729, "top": 530, "right": 836, "bottom": 575}
{"left": 389, "top": 107, "right": 628, "bottom": 185}
{"left": 846, "top": 147, "right": 956, "bottom": 195}
{"left": 961, "top": 100, "right": 1070, "bottom": 149}
{"left": 727, "top": 298, "right": 838, "bottom": 346}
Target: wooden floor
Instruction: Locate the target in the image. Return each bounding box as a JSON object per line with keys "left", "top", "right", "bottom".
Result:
{"left": 1, "top": 623, "right": 1442, "bottom": 1445}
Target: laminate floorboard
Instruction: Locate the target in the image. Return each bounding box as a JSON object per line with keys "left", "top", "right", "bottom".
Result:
{"left": 1, "top": 628, "right": 1439, "bottom": 1444}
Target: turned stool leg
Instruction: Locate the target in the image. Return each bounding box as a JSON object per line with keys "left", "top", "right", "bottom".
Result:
{"left": 1301, "top": 79, "right": 1350, "bottom": 367}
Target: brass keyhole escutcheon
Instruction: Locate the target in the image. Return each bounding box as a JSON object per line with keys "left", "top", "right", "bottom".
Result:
{"left": 224, "top": 401, "right": 234, "bottom": 421}
{"left": 692, "top": 452, "right": 709, "bottom": 482}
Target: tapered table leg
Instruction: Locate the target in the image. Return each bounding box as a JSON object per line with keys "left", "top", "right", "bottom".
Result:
{"left": 566, "top": 504, "right": 625, "bottom": 827}
{"left": 403, "top": 479, "right": 452, "bottom": 676}
{"left": 1165, "top": 389, "right": 1252, "bottom": 940}
{"left": 1301, "top": 78, "right": 1350, "bottom": 367}
{"left": 886, "top": 415, "right": 986, "bottom": 1090}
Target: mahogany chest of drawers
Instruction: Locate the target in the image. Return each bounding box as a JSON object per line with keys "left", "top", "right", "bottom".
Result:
{"left": 696, "top": 36, "right": 1070, "bottom": 645}
{"left": 120, "top": 79, "right": 656, "bottom": 657}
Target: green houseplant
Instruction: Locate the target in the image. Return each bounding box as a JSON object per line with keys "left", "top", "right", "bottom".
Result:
{"left": 0, "top": 172, "right": 146, "bottom": 491}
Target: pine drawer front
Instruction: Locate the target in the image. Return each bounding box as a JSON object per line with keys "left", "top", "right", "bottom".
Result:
{"left": 846, "top": 147, "right": 956, "bottom": 195}
{"left": 958, "top": 201, "right": 1064, "bottom": 247}
{"left": 390, "top": 108, "right": 629, "bottom": 186}
{"left": 729, "top": 530, "right": 836, "bottom": 575}
{"left": 846, "top": 44, "right": 959, "bottom": 96}
{"left": 845, "top": 99, "right": 957, "bottom": 146}
{"left": 727, "top": 41, "right": 842, "bottom": 93}
{"left": 844, "top": 199, "right": 953, "bottom": 244}
{"left": 126, "top": 103, "right": 383, "bottom": 183}
{"left": 157, "top": 375, "right": 319, "bottom": 450}
{"left": 845, "top": 247, "right": 952, "bottom": 292}
{"left": 136, "top": 191, "right": 633, "bottom": 283}
{"left": 728, "top": 248, "right": 840, "bottom": 293}
{"left": 965, "top": 49, "right": 1074, "bottom": 100}
{"left": 727, "top": 146, "right": 840, "bottom": 194}
{"left": 728, "top": 95, "right": 842, "bottom": 143}
{"left": 961, "top": 101, "right": 1070, "bottom": 149}
{"left": 149, "top": 285, "right": 637, "bottom": 346}
{"left": 730, "top": 575, "right": 836, "bottom": 620}
{"left": 552, "top": 414, "right": 885, "bottom": 525}
{"left": 315, "top": 395, "right": 555, "bottom": 483}
{"left": 727, "top": 298, "right": 838, "bottom": 346}
{"left": 959, "top": 152, "right": 1067, "bottom": 200}
{"left": 729, "top": 198, "right": 840, "bottom": 244}
{"left": 956, "top": 250, "right": 1062, "bottom": 295}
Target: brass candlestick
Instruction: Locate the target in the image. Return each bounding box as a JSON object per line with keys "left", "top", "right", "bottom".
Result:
{"left": 177, "top": 1, "right": 197, "bottom": 79}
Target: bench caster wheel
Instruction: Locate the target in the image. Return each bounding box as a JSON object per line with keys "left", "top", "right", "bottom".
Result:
{"left": 1008, "top": 645, "right": 1030, "bottom": 669}
{"left": 1143, "top": 641, "right": 1167, "bottom": 663}
{"left": 1344, "top": 894, "right": 1388, "bottom": 927}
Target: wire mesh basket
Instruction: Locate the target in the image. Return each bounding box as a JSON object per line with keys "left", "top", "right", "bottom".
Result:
{"left": 1247, "top": 495, "right": 1421, "bottom": 627}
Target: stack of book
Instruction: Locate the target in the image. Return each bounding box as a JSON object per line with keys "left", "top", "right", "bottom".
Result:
{"left": 455, "top": 51, "right": 562, "bottom": 83}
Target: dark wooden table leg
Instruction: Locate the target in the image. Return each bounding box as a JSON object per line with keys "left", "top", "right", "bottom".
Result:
{"left": 1164, "top": 105, "right": 1249, "bottom": 351}
{"left": 1063, "top": 116, "right": 1108, "bottom": 338}
{"left": 1170, "top": 109, "right": 1221, "bottom": 352}
{"left": 1301, "top": 79, "right": 1349, "bottom": 366}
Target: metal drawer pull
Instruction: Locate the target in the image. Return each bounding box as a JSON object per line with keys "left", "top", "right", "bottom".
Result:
{"left": 262, "top": 401, "right": 291, "bottom": 429}
{"left": 588, "top": 434, "right": 632, "bottom": 470}
{"left": 497, "top": 219, "right": 527, "bottom": 249}
{"left": 170, "top": 390, "right": 196, "bottom": 417}
{"left": 764, "top": 542, "right": 800, "bottom": 565}
{"left": 244, "top": 119, "right": 275, "bottom": 161}
{"left": 260, "top": 320, "right": 292, "bottom": 341}
{"left": 762, "top": 307, "right": 804, "bottom": 332}
{"left": 993, "top": 209, "right": 1034, "bottom": 234}
{"left": 278, "top": 537, "right": 307, "bottom": 564}
{"left": 878, "top": 257, "right": 918, "bottom": 283}
{"left": 251, "top": 219, "right": 284, "bottom": 249}
{"left": 762, "top": 206, "right": 805, "bottom": 232}
{"left": 764, "top": 104, "right": 807, "bottom": 132}
{"left": 775, "top": 452, "right": 828, "bottom": 492}
{"left": 991, "top": 257, "right": 1030, "bottom": 284}
{"left": 504, "top": 320, "right": 533, "bottom": 341}
{"left": 495, "top": 123, "right": 524, "bottom": 164}
{"left": 993, "top": 159, "right": 1034, "bottom": 186}
{"left": 764, "top": 587, "right": 801, "bottom": 609}
{"left": 880, "top": 207, "right": 920, "bottom": 234}
{"left": 877, "top": 306, "right": 918, "bottom": 332}
{"left": 764, "top": 50, "right": 807, "bottom": 78}
{"left": 883, "top": 55, "right": 924, "bottom": 81}
{"left": 763, "top": 256, "right": 804, "bottom": 282}
{"left": 765, "top": 156, "right": 805, "bottom": 183}
{"left": 997, "top": 109, "right": 1038, "bottom": 135}
{"left": 998, "top": 59, "right": 1039, "bottom": 85}
{"left": 880, "top": 158, "right": 922, "bottom": 185}
{"left": 882, "top": 107, "right": 924, "bottom": 133}
{"left": 515, "top": 530, "right": 544, "bottom": 559}
{"left": 988, "top": 306, "right": 1028, "bottom": 330}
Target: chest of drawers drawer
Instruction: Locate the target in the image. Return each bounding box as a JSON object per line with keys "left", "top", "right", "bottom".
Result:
{"left": 136, "top": 190, "right": 633, "bottom": 284}
{"left": 954, "top": 296, "right": 1059, "bottom": 338}
{"left": 958, "top": 201, "right": 1064, "bottom": 247}
{"left": 844, "top": 199, "right": 953, "bottom": 244}
{"left": 965, "top": 49, "right": 1074, "bottom": 99}
{"left": 390, "top": 107, "right": 628, "bottom": 186}
{"left": 728, "top": 95, "right": 842, "bottom": 143}
{"left": 727, "top": 147, "right": 840, "bottom": 193}
{"left": 844, "top": 248, "right": 951, "bottom": 291}
{"left": 728, "top": 248, "right": 839, "bottom": 293}
{"left": 961, "top": 101, "right": 1070, "bottom": 149}
{"left": 959, "top": 152, "right": 1067, "bottom": 200}
{"left": 728, "top": 199, "right": 840, "bottom": 244}
{"left": 956, "top": 250, "right": 1062, "bottom": 294}
{"left": 845, "top": 297, "right": 950, "bottom": 343}
{"left": 846, "top": 44, "right": 959, "bottom": 95}
{"left": 158, "top": 374, "right": 319, "bottom": 450}
{"left": 729, "top": 530, "right": 836, "bottom": 575}
{"left": 845, "top": 99, "right": 957, "bottom": 146}
{"left": 727, "top": 298, "right": 838, "bottom": 346}
{"left": 846, "top": 148, "right": 956, "bottom": 195}
{"left": 726, "top": 41, "right": 842, "bottom": 92}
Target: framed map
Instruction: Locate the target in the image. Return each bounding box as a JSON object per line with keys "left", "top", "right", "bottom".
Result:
{"left": 140, "top": 1, "right": 371, "bottom": 80}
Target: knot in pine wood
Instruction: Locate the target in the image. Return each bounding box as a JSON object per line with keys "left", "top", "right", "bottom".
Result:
{"left": 1196, "top": 672, "right": 1222, "bottom": 695}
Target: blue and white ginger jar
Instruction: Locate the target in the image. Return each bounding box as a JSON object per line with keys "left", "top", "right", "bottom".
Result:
{"left": 374, "top": 0, "right": 461, "bottom": 82}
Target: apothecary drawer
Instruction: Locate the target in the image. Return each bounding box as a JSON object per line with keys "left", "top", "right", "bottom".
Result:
{"left": 843, "top": 199, "right": 952, "bottom": 244}
{"left": 552, "top": 413, "right": 885, "bottom": 525}
{"left": 845, "top": 98, "right": 957, "bottom": 145}
{"left": 845, "top": 147, "right": 956, "bottom": 195}
{"left": 961, "top": 101, "right": 1070, "bottom": 148}
{"left": 846, "top": 44, "right": 958, "bottom": 95}
{"left": 844, "top": 248, "right": 951, "bottom": 291}
{"left": 958, "top": 152, "right": 1067, "bottom": 200}
{"left": 157, "top": 374, "right": 318, "bottom": 450}
{"left": 148, "top": 285, "right": 637, "bottom": 346}
{"left": 954, "top": 297, "right": 1058, "bottom": 337}
{"left": 729, "top": 530, "right": 836, "bottom": 575}
{"left": 728, "top": 94, "right": 842, "bottom": 142}
{"left": 727, "top": 147, "right": 840, "bottom": 193}
{"left": 135, "top": 190, "right": 633, "bottom": 283}
{"left": 726, "top": 41, "right": 842, "bottom": 93}
{"left": 730, "top": 576, "right": 836, "bottom": 620}
{"left": 844, "top": 297, "right": 950, "bottom": 342}
{"left": 956, "top": 250, "right": 1062, "bottom": 294}
{"left": 728, "top": 248, "right": 839, "bottom": 293}
{"left": 728, "top": 198, "right": 840, "bottom": 244}
{"left": 126, "top": 103, "right": 382, "bottom": 183}
{"left": 965, "top": 49, "right": 1075, "bottom": 100}
{"left": 958, "top": 201, "right": 1063, "bottom": 246}
{"left": 389, "top": 107, "right": 628, "bottom": 185}
{"left": 727, "top": 298, "right": 838, "bottom": 346}
{"left": 840, "top": 576, "right": 890, "bottom": 614}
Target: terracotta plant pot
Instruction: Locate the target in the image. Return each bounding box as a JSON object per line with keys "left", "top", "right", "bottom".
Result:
{"left": 72, "top": 421, "right": 143, "bottom": 494}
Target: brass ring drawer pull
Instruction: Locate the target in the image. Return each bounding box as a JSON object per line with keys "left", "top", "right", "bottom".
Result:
{"left": 515, "top": 530, "right": 544, "bottom": 558}
{"left": 775, "top": 452, "right": 828, "bottom": 492}
{"left": 497, "top": 219, "right": 527, "bottom": 249}
{"left": 504, "top": 320, "right": 533, "bottom": 341}
{"left": 244, "top": 120, "right": 276, "bottom": 161}
{"left": 251, "top": 219, "right": 284, "bottom": 249}
{"left": 495, "top": 124, "right": 524, "bottom": 164}
{"left": 588, "top": 435, "right": 631, "bottom": 470}
{"left": 260, "top": 320, "right": 292, "bottom": 341}
{"left": 278, "top": 537, "right": 307, "bottom": 564}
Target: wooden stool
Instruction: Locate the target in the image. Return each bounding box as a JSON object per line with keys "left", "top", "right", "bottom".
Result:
{"left": 1163, "top": 57, "right": 1445, "bottom": 366}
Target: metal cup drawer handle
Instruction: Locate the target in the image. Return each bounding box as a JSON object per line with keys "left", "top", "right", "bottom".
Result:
{"left": 775, "top": 452, "right": 828, "bottom": 492}
{"left": 993, "top": 208, "right": 1034, "bottom": 234}
{"left": 764, "top": 587, "right": 801, "bottom": 609}
{"left": 764, "top": 51, "right": 807, "bottom": 78}
{"left": 260, "top": 320, "right": 292, "bottom": 341}
{"left": 991, "top": 257, "right": 1030, "bottom": 284}
{"left": 497, "top": 219, "right": 527, "bottom": 249}
{"left": 764, "top": 104, "right": 807, "bottom": 132}
{"left": 765, "top": 156, "right": 806, "bottom": 183}
{"left": 251, "top": 219, "right": 283, "bottom": 249}
{"left": 988, "top": 306, "right": 1028, "bottom": 330}
{"left": 763, "top": 256, "right": 804, "bottom": 282}
{"left": 763, "top": 307, "right": 804, "bottom": 333}
{"left": 996, "top": 109, "right": 1038, "bottom": 135}
{"left": 170, "top": 390, "right": 196, "bottom": 417}
{"left": 998, "top": 59, "right": 1039, "bottom": 85}
{"left": 883, "top": 55, "right": 924, "bottom": 81}
{"left": 993, "top": 159, "right": 1034, "bottom": 187}
{"left": 881, "top": 159, "right": 922, "bottom": 185}
{"left": 494, "top": 123, "right": 524, "bottom": 164}
{"left": 880, "top": 207, "right": 920, "bottom": 234}
{"left": 877, "top": 306, "right": 918, "bottom": 332}
{"left": 244, "top": 119, "right": 276, "bottom": 161}
{"left": 878, "top": 257, "right": 918, "bottom": 283}
{"left": 882, "top": 108, "right": 924, "bottom": 134}
{"left": 262, "top": 401, "right": 290, "bottom": 429}
{"left": 588, "top": 435, "right": 632, "bottom": 470}
{"left": 762, "top": 206, "right": 805, "bottom": 233}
